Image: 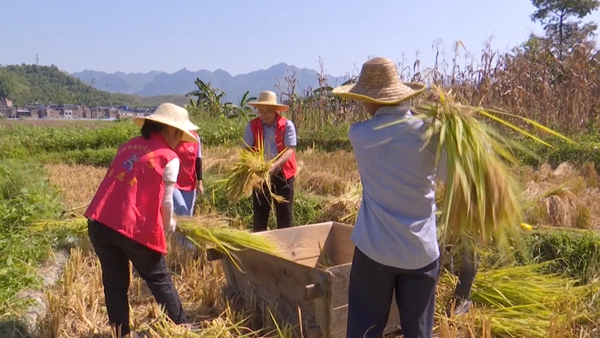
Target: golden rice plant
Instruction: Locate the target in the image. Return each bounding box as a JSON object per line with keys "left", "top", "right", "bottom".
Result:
{"left": 326, "top": 182, "right": 362, "bottom": 224}
{"left": 377, "top": 85, "right": 575, "bottom": 256}
{"left": 177, "top": 217, "right": 279, "bottom": 255}
{"left": 440, "top": 262, "right": 598, "bottom": 337}
{"left": 219, "top": 136, "right": 287, "bottom": 203}
{"left": 30, "top": 215, "right": 280, "bottom": 270}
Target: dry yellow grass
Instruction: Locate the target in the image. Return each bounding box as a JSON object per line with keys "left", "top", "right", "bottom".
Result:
{"left": 34, "top": 242, "right": 270, "bottom": 337}
{"left": 44, "top": 164, "right": 106, "bottom": 210}
{"left": 519, "top": 162, "right": 600, "bottom": 230}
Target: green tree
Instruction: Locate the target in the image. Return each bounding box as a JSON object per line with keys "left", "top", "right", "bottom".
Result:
{"left": 530, "top": 0, "right": 600, "bottom": 58}
{"left": 186, "top": 78, "right": 228, "bottom": 116}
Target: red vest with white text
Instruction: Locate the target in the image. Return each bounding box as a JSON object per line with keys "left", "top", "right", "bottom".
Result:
{"left": 84, "top": 133, "right": 177, "bottom": 254}
{"left": 175, "top": 130, "right": 199, "bottom": 191}
{"left": 250, "top": 114, "right": 297, "bottom": 179}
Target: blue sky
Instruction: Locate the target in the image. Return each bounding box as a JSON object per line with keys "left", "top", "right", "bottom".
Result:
{"left": 3, "top": 0, "right": 600, "bottom": 77}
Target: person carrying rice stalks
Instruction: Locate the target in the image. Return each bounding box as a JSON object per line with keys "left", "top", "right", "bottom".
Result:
{"left": 332, "top": 57, "right": 447, "bottom": 338}
{"left": 84, "top": 103, "right": 199, "bottom": 338}
{"left": 242, "top": 90, "right": 298, "bottom": 232}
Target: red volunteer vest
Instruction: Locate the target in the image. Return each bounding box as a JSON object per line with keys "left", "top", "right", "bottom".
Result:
{"left": 175, "top": 130, "right": 199, "bottom": 191}
{"left": 84, "top": 133, "right": 177, "bottom": 254}
{"left": 250, "top": 114, "right": 297, "bottom": 179}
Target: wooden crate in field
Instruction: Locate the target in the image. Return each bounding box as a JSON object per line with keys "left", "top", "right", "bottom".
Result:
{"left": 208, "top": 221, "right": 401, "bottom": 338}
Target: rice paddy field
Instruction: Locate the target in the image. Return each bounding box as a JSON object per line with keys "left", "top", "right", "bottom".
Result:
{"left": 5, "top": 44, "right": 600, "bottom": 337}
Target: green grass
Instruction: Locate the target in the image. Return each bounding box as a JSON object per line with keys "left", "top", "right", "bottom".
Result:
{"left": 0, "top": 160, "right": 71, "bottom": 317}
{"left": 0, "top": 115, "right": 351, "bottom": 164}
{"left": 520, "top": 228, "right": 600, "bottom": 285}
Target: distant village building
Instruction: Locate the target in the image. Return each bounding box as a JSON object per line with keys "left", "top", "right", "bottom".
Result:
{"left": 0, "top": 98, "right": 13, "bottom": 107}
{"left": 0, "top": 99, "right": 156, "bottom": 120}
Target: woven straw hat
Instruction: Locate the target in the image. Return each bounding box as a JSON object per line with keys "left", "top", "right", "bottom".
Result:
{"left": 132, "top": 103, "right": 199, "bottom": 143}
{"left": 332, "top": 57, "right": 426, "bottom": 104}
{"left": 247, "top": 91, "right": 289, "bottom": 112}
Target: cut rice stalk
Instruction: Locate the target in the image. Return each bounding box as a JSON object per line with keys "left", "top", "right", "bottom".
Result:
{"left": 219, "top": 136, "right": 288, "bottom": 203}
{"left": 376, "top": 85, "right": 575, "bottom": 256}
{"left": 176, "top": 216, "right": 281, "bottom": 270}
{"left": 438, "top": 262, "right": 598, "bottom": 337}
{"left": 31, "top": 215, "right": 281, "bottom": 271}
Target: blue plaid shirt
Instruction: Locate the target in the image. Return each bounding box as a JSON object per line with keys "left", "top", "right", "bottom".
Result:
{"left": 349, "top": 105, "right": 447, "bottom": 270}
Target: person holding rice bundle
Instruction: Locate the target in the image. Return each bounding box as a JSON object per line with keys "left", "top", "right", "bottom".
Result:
{"left": 332, "top": 57, "right": 447, "bottom": 338}
{"left": 242, "top": 90, "right": 298, "bottom": 232}
{"left": 84, "top": 103, "right": 199, "bottom": 338}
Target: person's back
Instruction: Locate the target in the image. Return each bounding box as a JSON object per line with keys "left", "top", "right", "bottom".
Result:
{"left": 349, "top": 105, "right": 442, "bottom": 270}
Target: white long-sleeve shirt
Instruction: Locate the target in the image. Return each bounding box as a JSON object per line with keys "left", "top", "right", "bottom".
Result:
{"left": 162, "top": 158, "right": 180, "bottom": 233}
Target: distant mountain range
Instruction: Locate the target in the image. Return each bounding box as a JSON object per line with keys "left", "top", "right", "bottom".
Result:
{"left": 72, "top": 63, "right": 350, "bottom": 104}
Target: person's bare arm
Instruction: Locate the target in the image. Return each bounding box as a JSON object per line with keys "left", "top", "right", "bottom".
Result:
{"left": 269, "top": 147, "right": 295, "bottom": 174}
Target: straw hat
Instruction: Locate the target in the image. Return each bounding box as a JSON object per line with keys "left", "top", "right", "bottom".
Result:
{"left": 332, "top": 57, "right": 426, "bottom": 104}
{"left": 247, "top": 91, "right": 289, "bottom": 112}
{"left": 132, "top": 103, "right": 199, "bottom": 143}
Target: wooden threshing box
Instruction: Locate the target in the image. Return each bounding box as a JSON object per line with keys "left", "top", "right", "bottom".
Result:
{"left": 209, "top": 222, "right": 401, "bottom": 338}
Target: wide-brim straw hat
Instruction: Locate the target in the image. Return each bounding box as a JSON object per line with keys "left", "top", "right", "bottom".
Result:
{"left": 332, "top": 57, "right": 426, "bottom": 104}
{"left": 247, "top": 91, "right": 289, "bottom": 112}
{"left": 132, "top": 103, "right": 199, "bottom": 143}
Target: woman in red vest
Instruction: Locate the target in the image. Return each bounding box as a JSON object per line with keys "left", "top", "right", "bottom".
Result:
{"left": 243, "top": 91, "right": 298, "bottom": 232}
{"left": 172, "top": 130, "right": 203, "bottom": 251}
{"left": 173, "top": 130, "right": 203, "bottom": 216}
{"left": 84, "top": 103, "right": 199, "bottom": 338}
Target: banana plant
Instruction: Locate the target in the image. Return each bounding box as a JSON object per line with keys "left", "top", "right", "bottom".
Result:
{"left": 223, "top": 90, "right": 257, "bottom": 119}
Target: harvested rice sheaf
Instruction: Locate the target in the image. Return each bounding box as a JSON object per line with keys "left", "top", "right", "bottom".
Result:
{"left": 177, "top": 216, "right": 279, "bottom": 256}
{"left": 219, "top": 136, "right": 287, "bottom": 203}
{"left": 376, "top": 85, "right": 574, "bottom": 256}
{"left": 439, "top": 262, "right": 599, "bottom": 337}
{"left": 31, "top": 215, "right": 280, "bottom": 267}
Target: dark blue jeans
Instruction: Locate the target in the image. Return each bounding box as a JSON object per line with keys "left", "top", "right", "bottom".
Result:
{"left": 88, "top": 220, "right": 187, "bottom": 337}
{"left": 346, "top": 247, "right": 439, "bottom": 338}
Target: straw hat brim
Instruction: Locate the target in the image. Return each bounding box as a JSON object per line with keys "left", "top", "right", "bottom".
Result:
{"left": 332, "top": 82, "right": 426, "bottom": 104}
{"left": 132, "top": 116, "right": 199, "bottom": 143}
{"left": 247, "top": 102, "right": 290, "bottom": 112}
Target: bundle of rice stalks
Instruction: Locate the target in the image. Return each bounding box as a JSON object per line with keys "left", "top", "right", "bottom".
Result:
{"left": 522, "top": 179, "right": 582, "bottom": 228}
{"left": 439, "top": 262, "right": 598, "bottom": 337}
{"left": 322, "top": 182, "right": 362, "bottom": 224}
{"left": 377, "top": 85, "right": 575, "bottom": 255}
{"left": 219, "top": 137, "right": 287, "bottom": 203}
{"left": 31, "top": 215, "right": 280, "bottom": 270}
{"left": 177, "top": 216, "right": 280, "bottom": 269}
{"left": 29, "top": 216, "right": 88, "bottom": 236}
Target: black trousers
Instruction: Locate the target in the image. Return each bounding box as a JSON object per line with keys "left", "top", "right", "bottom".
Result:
{"left": 346, "top": 248, "right": 439, "bottom": 338}
{"left": 88, "top": 220, "right": 187, "bottom": 337}
{"left": 451, "top": 241, "right": 479, "bottom": 299}
{"left": 252, "top": 172, "right": 294, "bottom": 232}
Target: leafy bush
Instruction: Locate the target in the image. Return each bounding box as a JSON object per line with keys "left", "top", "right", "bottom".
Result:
{"left": 520, "top": 229, "right": 600, "bottom": 285}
